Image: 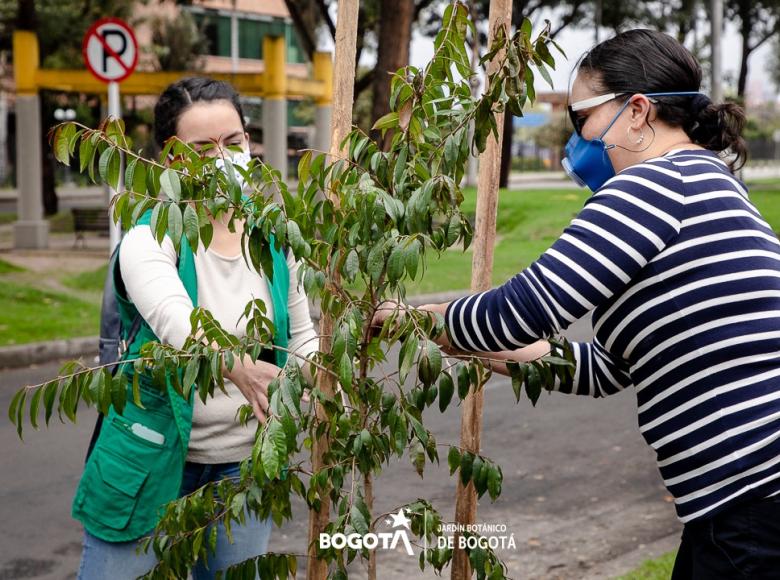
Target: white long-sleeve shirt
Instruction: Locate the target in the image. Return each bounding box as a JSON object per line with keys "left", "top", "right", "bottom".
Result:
{"left": 119, "top": 225, "right": 318, "bottom": 463}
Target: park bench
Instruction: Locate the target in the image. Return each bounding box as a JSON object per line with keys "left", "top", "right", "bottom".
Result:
{"left": 71, "top": 207, "right": 110, "bottom": 248}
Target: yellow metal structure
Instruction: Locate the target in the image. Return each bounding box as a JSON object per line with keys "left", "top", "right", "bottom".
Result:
{"left": 13, "top": 31, "right": 333, "bottom": 104}
{"left": 13, "top": 31, "right": 38, "bottom": 95}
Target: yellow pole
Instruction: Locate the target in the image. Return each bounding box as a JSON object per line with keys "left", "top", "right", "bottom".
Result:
{"left": 312, "top": 52, "right": 333, "bottom": 106}
{"left": 13, "top": 31, "right": 38, "bottom": 95}
{"left": 312, "top": 52, "right": 333, "bottom": 155}
{"left": 262, "top": 35, "right": 289, "bottom": 179}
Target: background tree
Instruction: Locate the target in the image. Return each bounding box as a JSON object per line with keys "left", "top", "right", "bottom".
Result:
{"left": 726, "top": 0, "right": 780, "bottom": 98}
{"left": 145, "top": 10, "right": 206, "bottom": 72}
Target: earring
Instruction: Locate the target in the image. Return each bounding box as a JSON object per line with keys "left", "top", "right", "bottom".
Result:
{"left": 627, "top": 126, "right": 645, "bottom": 145}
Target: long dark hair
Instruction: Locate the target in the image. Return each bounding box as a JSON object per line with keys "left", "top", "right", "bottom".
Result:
{"left": 153, "top": 77, "right": 246, "bottom": 149}
{"left": 579, "top": 29, "right": 747, "bottom": 170}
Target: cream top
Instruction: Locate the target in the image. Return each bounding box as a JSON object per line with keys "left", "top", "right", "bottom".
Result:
{"left": 119, "top": 225, "right": 317, "bottom": 463}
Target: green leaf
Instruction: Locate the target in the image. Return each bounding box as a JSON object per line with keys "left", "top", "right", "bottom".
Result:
{"left": 29, "top": 386, "right": 43, "bottom": 430}
{"left": 459, "top": 451, "right": 473, "bottom": 485}
{"left": 150, "top": 202, "right": 169, "bottom": 244}
{"left": 386, "top": 244, "right": 405, "bottom": 283}
{"left": 261, "top": 419, "right": 287, "bottom": 478}
{"left": 526, "top": 363, "right": 542, "bottom": 406}
{"left": 183, "top": 204, "right": 200, "bottom": 252}
{"left": 367, "top": 243, "right": 384, "bottom": 284}
{"left": 98, "top": 147, "right": 115, "bottom": 183}
{"left": 159, "top": 168, "right": 181, "bottom": 202}
{"left": 54, "top": 124, "right": 75, "bottom": 165}
{"left": 447, "top": 446, "right": 461, "bottom": 475}
{"left": 338, "top": 351, "right": 353, "bottom": 389}
{"left": 405, "top": 239, "right": 421, "bottom": 280}
{"left": 286, "top": 220, "right": 304, "bottom": 257}
{"left": 536, "top": 62, "right": 554, "bottom": 89}
{"left": 78, "top": 134, "right": 95, "bottom": 173}
{"left": 456, "top": 363, "right": 470, "bottom": 399}
{"left": 297, "top": 150, "right": 312, "bottom": 184}
{"left": 131, "top": 371, "right": 142, "bottom": 408}
{"left": 131, "top": 158, "right": 147, "bottom": 195}
{"left": 43, "top": 380, "right": 58, "bottom": 426}
{"left": 438, "top": 372, "right": 454, "bottom": 412}
{"left": 520, "top": 18, "right": 532, "bottom": 40}
{"left": 398, "top": 334, "right": 419, "bottom": 384}
{"left": 344, "top": 249, "right": 359, "bottom": 283}
{"left": 372, "top": 111, "right": 399, "bottom": 131}
{"left": 350, "top": 501, "right": 369, "bottom": 535}
{"left": 488, "top": 464, "right": 503, "bottom": 500}
{"left": 167, "top": 203, "right": 183, "bottom": 252}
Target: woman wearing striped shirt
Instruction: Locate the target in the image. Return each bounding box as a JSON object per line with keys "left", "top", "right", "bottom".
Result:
{"left": 380, "top": 30, "right": 780, "bottom": 578}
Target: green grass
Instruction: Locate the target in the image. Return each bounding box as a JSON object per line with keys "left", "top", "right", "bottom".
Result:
{"left": 412, "top": 180, "right": 780, "bottom": 295}
{"left": 749, "top": 179, "right": 780, "bottom": 232}
{"left": 615, "top": 550, "right": 676, "bottom": 579}
{"left": 0, "top": 258, "right": 25, "bottom": 274}
{"left": 62, "top": 263, "right": 108, "bottom": 292}
{"left": 0, "top": 280, "right": 100, "bottom": 346}
{"left": 407, "top": 187, "right": 590, "bottom": 294}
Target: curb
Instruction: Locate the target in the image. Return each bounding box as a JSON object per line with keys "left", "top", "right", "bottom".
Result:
{"left": 0, "top": 291, "right": 470, "bottom": 370}
{"left": 0, "top": 336, "right": 99, "bottom": 370}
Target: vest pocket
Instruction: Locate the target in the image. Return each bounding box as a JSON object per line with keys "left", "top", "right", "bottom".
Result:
{"left": 78, "top": 446, "right": 149, "bottom": 532}
{"left": 73, "top": 390, "right": 184, "bottom": 542}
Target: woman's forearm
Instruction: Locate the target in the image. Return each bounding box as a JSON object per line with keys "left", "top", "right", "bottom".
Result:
{"left": 453, "top": 341, "right": 551, "bottom": 376}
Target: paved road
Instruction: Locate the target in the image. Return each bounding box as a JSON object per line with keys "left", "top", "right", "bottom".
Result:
{"left": 0, "top": 317, "right": 681, "bottom": 579}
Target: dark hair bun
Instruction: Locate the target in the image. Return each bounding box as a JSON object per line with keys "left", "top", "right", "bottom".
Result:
{"left": 689, "top": 102, "right": 747, "bottom": 170}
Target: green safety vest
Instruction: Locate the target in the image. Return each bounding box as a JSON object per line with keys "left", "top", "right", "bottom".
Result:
{"left": 72, "top": 212, "right": 290, "bottom": 542}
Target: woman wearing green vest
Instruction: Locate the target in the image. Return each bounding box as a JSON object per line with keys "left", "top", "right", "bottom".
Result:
{"left": 74, "top": 78, "right": 318, "bottom": 579}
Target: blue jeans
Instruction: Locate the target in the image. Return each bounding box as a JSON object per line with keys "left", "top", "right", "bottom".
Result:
{"left": 671, "top": 492, "right": 780, "bottom": 579}
{"left": 77, "top": 461, "right": 272, "bottom": 580}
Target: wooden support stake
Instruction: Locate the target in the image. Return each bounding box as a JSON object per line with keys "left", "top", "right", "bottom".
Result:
{"left": 451, "top": 1, "right": 512, "bottom": 578}
{"left": 306, "top": 1, "right": 359, "bottom": 579}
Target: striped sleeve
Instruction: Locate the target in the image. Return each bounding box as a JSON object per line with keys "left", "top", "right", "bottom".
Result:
{"left": 554, "top": 340, "right": 634, "bottom": 397}
{"left": 446, "top": 163, "right": 685, "bottom": 352}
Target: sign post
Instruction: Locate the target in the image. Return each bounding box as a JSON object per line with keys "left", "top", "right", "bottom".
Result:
{"left": 82, "top": 17, "right": 137, "bottom": 253}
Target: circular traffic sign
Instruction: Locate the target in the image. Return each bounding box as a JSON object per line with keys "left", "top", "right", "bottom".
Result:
{"left": 82, "top": 17, "right": 138, "bottom": 83}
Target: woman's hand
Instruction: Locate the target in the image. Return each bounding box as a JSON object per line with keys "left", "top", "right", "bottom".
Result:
{"left": 372, "top": 301, "right": 453, "bottom": 349}
{"left": 224, "top": 357, "right": 281, "bottom": 423}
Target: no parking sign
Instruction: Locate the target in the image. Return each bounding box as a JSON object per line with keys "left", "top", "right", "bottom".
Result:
{"left": 82, "top": 17, "right": 137, "bottom": 252}
{"left": 82, "top": 18, "right": 137, "bottom": 83}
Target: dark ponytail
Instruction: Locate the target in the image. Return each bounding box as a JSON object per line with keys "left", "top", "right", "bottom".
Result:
{"left": 153, "top": 77, "right": 246, "bottom": 150}
{"left": 579, "top": 29, "right": 748, "bottom": 171}
{"left": 687, "top": 100, "right": 747, "bottom": 170}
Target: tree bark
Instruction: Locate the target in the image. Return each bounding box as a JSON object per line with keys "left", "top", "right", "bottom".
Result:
{"left": 306, "top": 2, "right": 359, "bottom": 579}
{"left": 41, "top": 93, "right": 58, "bottom": 216}
{"left": 451, "top": 2, "right": 512, "bottom": 578}
{"left": 369, "top": 0, "right": 414, "bottom": 147}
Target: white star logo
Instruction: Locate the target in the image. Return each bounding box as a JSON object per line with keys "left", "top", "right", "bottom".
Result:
{"left": 389, "top": 508, "right": 411, "bottom": 530}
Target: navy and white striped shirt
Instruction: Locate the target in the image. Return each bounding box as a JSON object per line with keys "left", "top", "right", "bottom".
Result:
{"left": 446, "top": 149, "right": 780, "bottom": 522}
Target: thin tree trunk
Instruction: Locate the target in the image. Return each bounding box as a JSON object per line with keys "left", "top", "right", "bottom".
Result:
{"left": 369, "top": 0, "right": 414, "bottom": 148}
{"left": 451, "top": 1, "right": 512, "bottom": 578}
{"left": 306, "top": 2, "right": 360, "bottom": 579}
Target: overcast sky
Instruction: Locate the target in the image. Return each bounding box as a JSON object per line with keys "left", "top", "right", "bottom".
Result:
{"left": 408, "top": 12, "right": 779, "bottom": 105}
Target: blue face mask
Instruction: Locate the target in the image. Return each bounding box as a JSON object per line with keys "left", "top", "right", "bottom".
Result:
{"left": 561, "top": 91, "right": 704, "bottom": 192}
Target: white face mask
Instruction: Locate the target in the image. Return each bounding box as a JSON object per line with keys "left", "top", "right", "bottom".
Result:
{"left": 215, "top": 148, "right": 252, "bottom": 194}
